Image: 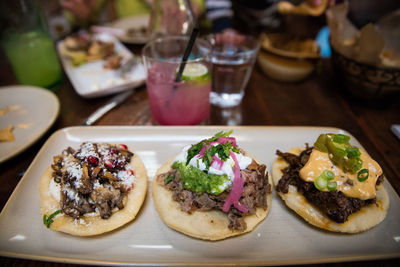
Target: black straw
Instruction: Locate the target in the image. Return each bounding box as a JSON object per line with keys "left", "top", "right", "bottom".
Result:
{"left": 174, "top": 27, "right": 199, "bottom": 83}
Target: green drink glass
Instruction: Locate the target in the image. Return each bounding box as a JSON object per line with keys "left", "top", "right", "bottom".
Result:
{"left": 0, "top": 0, "right": 62, "bottom": 90}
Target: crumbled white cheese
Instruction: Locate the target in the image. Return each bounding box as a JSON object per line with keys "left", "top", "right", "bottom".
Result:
{"left": 117, "top": 170, "right": 135, "bottom": 186}
{"left": 93, "top": 180, "right": 102, "bottom": 189}
{"left": 73, "top": 218, "right": 91, "bottom": 226}
{"left": 76, "top": 142, "right": 98, "bottom": 159}
{"left": 97, "top": 143, "right": 111, "bottom": 157}
{"left": 62, "top": 184, "right": 81, "bottom": 203}
{"left": 62, "top": 154, "right": 83, "bottom": 187}
{"left": 49, "top": 178, "right": 61, "bottom": 202}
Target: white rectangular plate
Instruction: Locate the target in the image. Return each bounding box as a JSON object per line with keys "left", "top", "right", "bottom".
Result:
{"left": 57, "top": 34, "right": 146, "bottom": 98}
{"left": 1, "top": 126, "right": 399, "bottom": 265}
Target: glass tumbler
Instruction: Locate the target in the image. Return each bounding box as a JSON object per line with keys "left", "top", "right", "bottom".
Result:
{"left": 199, "top": 34, "right": 260, "bottom": 108}
{"left": 142, "top": 36, "right": 212, "bottom": 125}
{"left": 0, "top": 0, "right": 62, "bottom": 90}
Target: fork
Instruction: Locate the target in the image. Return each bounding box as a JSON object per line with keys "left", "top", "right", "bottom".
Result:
{"left": 117, "top": 56, "right": 142, "bottom": 77}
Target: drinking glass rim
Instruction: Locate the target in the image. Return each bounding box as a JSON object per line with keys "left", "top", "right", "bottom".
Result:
{"left": 199, "top": 33, "right": 261, "bottom": 57}
{"left": 142, "top": 35, "right": 210, "bottom": 64}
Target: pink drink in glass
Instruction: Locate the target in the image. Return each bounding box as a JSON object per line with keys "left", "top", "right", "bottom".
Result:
{"left": 147, "top": 62, "right": 211, "bottom": 125}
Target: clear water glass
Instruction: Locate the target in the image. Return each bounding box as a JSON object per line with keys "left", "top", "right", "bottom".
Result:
{"left": 200, "top": 34, "right": 260, "bottom": 108}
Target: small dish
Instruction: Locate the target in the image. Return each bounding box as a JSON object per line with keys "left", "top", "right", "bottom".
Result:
{"left": 0, "top": 85, "right": 59, "bottom": 163}
{"left": 258, "top": 33, "right": 320, "bottom": 82}
{"left": 109, "top": 15, "right": 150, "bottom": 44}
{"left": 57, "top": 33, "right": 146, "bottom": 98}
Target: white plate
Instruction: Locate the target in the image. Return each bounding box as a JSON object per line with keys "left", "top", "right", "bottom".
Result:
{"left": 109, "top": 15, "right": 150, "bottom": 44}
{"left": 57, "top": 34, "right": 146, "bottom": 98}
{"left": 0, "top": 126, "right": 399, "bottom": 265}
{"left": 0, "top": 86, "right": 59, "bottom": 163}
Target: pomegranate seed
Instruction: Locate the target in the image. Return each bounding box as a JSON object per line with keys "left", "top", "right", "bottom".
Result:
{"left": 105, "top": 160, "right": 113, "bottom": 168}
{"left": 119, "top": 144, "right": 128, "bottom": 150}
{"left": 110, "top": 148, "right": 117, "bottom": 155}
{"left": 128, "top": 169, "right": 134, "bottom": 176}
{"left": 87, "top": 156, "right": 99, "bottom": 166}
{"left": 116, "top": 161, "right": 125, "bottom": 169}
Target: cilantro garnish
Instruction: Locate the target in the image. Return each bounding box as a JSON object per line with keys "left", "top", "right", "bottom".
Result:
{"left": 186, "top": 131, "right": 238, "bottom": 169}
{"left": 164, "top": 175, "right": 174, "bottom": 184}
{"left": 43, "top": 209, "right": 62, "bottom": 228}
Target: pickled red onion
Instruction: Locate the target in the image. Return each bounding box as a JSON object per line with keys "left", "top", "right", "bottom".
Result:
{"left": 222, "top": 151, "right": 248, "bottom": 213}
{"left": 217, "top": 136, "right": 236, "bottom": 146}
{"left": 198, "top": 146, "right": 206, "bottom": 157}
{"left": 211, "top": 155, "right": 224, "bottom": 170}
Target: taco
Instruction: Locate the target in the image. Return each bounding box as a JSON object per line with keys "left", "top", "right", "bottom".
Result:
{"left": 152, "top": 131, "right": 272, "bottom": 240}
{"left": 40, "top": 142, "right": 147, "bottom": 236}
{"left": 272, "top": 133, "right": 389, "bottom": 233}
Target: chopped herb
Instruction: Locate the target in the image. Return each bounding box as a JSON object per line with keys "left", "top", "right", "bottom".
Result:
{"left": 43, "top": 209, "right": 62, "bottom": 228}
{"left": 186, "top": 142, "right": 203, "bottom": 165}
{"left": 164, "top": 175, "right": 174, "bottom": 184}
{"left": 185, "top": 130, "right": 237, "bottom": 170}
{"left": 208, "top": 130, "right": 233, "bottom": 142}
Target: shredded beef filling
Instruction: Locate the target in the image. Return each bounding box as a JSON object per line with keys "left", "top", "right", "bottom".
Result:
{"left": 52, "top": 142, "right": 134, "bottom": 220}
{"left": 158, "top": 160, "right": 271, "bottom": 231}
{"left": 275, "top": 146, "right": 382, "bottom": 223}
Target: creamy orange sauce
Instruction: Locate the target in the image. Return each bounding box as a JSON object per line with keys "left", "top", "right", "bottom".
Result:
{"left": 299, "top": 149, "right": 382, "bottom": 200}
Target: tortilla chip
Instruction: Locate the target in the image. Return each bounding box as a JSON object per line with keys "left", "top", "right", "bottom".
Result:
{"left": 152, "top": 153, "right": 272, "bottom": 241}
{"left": 278, "top": 0, "right": 328, "bottom": 16}
{"left": 0, "top": 126, "right": 15, "bottom": 142}
{"left": 272, "top": 148, "right": 389, "bottom": 233}
{"left": 39, "top": 153, "right": 147, "bottom": 236}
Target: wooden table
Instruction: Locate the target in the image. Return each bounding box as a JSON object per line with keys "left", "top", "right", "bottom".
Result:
{"left": 0, "top": 42, "right": 399, "bottom": 266}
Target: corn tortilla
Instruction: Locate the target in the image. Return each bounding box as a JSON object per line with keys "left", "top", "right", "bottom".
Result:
{"left": 152, "top": 153, "right": 272, "bottom": 241}
{"left": 40, "top": 153, "right": 147, "bottom": 236}
{"left": 272, "top": 147, "right": 389, "bottom": 233}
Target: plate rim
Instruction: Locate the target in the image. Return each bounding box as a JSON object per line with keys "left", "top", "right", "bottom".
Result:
{"left": 0, "top": 85, "right": 60, "bottom": 163}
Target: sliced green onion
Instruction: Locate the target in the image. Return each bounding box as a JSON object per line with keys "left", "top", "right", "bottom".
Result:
{"left": 347, "top": 157, "right": 363, "bottom": 173}
{"left": 323, "top": 170, "right": 335, "bottom": 180}
{"left": 335, "top": 148, "right": 347, "bottom": 157}
{"left": 314, "top": 176, "right": 328, "bottom": 191}
{"left": 357, "top": 169, "right": 369, "bottom": 182}
{"left": 327, "top": 181, "right": 337, "bottom": 191}
{"left": 43, "top": 209, "right": 62, "bottom": 228}
{"left": 346, "top": 147, "right": 361, "bottom": 158}
{"left": 333, "top": 134, "right": 350, "bottom": 144}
